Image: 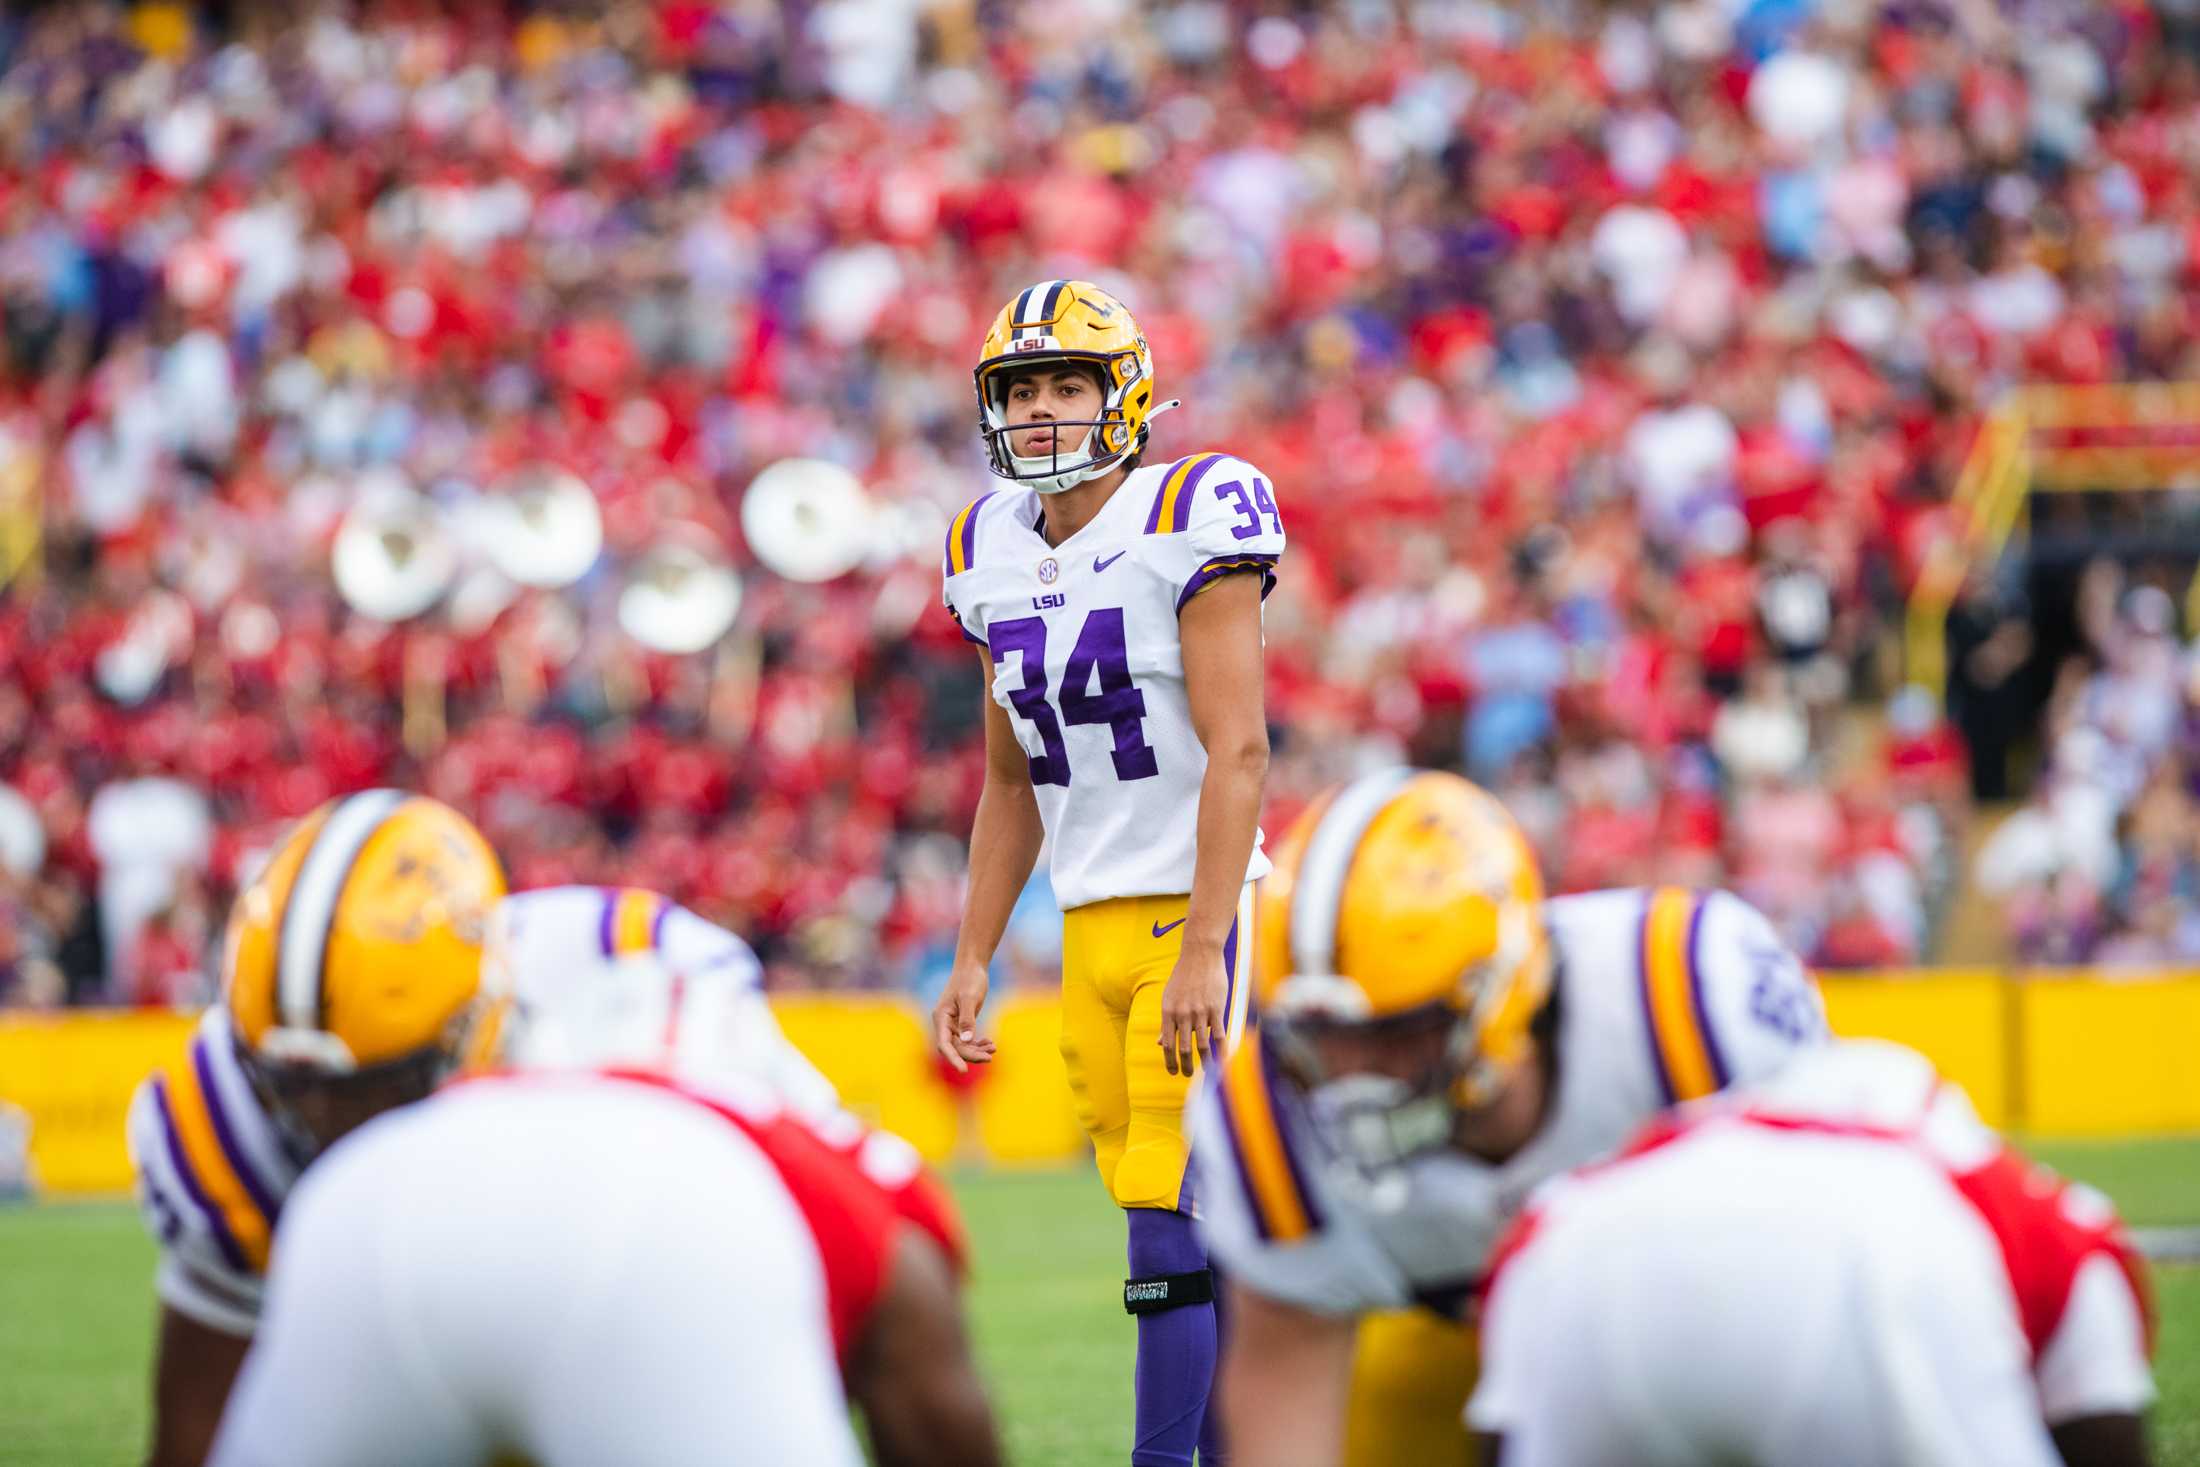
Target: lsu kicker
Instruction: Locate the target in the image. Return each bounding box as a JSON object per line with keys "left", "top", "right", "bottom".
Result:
{"left": 1192, "top": 768, "right": 1832, "bottom": 1466}
{"left": 125, "top": 791, "right": 506, "bottom": 1467}
{"left": 933, "top": 279, "right": 1282, "bottom": 1466}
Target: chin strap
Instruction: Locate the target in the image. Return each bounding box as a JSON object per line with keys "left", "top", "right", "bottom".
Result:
{"left": 1123, "top": 1268, "right": 1217, "bottom": 1315}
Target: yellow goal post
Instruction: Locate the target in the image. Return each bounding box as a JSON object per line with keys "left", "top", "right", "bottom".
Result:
{"left": 1905, "top": 381, "right": 2200, "bottom": 700}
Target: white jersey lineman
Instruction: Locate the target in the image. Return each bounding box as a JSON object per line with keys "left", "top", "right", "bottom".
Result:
{"left": 208, "top": 1071, "right": 874, "bottom": 1467}
{"left": 941, "top": 449, "right": 1285, "bottom": 908}
{"left": 1470, "top": 1040, "right": 2155, "bottom": 1466}
{"left": 124, "top": 884, "right": 830, "bottom": 1342}
{"left": 1192, "top": 886, "right": 1830, "bottom": 1315}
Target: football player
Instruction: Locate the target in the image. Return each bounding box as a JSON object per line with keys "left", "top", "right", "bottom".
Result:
{"left": 1473, "top": 1039, "right": 2155, "bottom": 1467}
{"left": 207, "top": 1063, "right": 1001, "bottom": 1467}
{"left": 126, "top": 790, "right": 506, "bottom": 1467}
{"left": 1192, "top": 768, "right": 1831, "bottom": 1467}
{"left": 469, "top": 885, "right": 967, "bottom": 1268}
{"left": 932, "top": 278, "right": 1283, "bottom": 1465}
{"left": 474, "top": 882, "right": 840, "bottom": 1117}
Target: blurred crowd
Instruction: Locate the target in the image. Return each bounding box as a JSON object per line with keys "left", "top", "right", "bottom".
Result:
{"left": 1974, "top": 565, "right": 2200, "bottom": 965}
{"left": 5, "top": 0, "right": 2199, "bottom": 1008}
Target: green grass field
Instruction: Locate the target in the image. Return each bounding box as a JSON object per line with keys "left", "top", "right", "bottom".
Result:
{"left": 4, "top": 1140, "right": 2198, "bottom": 1466}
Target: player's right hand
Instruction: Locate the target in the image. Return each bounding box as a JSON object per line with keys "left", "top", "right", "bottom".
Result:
{"left": 931, "top": 964, "right": 998, "bottom": 1073}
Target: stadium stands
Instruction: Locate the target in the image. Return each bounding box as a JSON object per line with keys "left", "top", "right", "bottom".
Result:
{"left": 3, "top": 0, "right": 2196, "bottom": 1005}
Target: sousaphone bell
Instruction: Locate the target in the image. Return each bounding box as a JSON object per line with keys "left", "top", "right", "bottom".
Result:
{"left": 740, "top": 457, "right": 871, "bottom": 583}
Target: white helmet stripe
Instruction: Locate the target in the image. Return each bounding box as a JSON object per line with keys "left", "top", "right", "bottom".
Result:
{"left": 1010, "top": 283, "right": 1039, "bottom": 334}
{"left": 1014, "top": 279, "right": 1069, "bottom": 339}
{"left": 1288, "top": 767, "right": 1415, "bottom": 980}
{"left": 277, "top": 789, "right": 407, "bottom": 1031}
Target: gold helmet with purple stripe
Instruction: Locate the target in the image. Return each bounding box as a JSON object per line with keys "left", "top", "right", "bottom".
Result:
{"left": 223, "top": 790, "right": 505, "bottom": 1153}
{"left": 974, "top": 279, "right": 1161, "bottom": 494}
{"left": 1254, "top": 769, "right": 1552, "bottom": 1174}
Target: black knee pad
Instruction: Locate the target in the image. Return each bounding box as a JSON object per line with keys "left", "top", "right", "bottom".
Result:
{"left": 1124, "top": 1268, "right": 1216, "bottom": 1315}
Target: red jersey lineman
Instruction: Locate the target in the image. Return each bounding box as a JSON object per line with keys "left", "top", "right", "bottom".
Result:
{"left": 1472, "top": 1039, "right": 2154, "bottom": 1467}
{"left": 209, "top": 1069, "right": 997, "bottom": 1467}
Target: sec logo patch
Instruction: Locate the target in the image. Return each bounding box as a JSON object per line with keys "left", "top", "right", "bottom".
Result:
{"left": 1038, "top": 558, "right": 1060, "bottom": 584}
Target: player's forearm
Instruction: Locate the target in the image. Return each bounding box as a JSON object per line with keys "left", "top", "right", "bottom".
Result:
{"left": 951, "top": 776, "right": 1043, "bottom": 970}
{"left": 1181, "top": 731, "right": 1267, "bottom": 956}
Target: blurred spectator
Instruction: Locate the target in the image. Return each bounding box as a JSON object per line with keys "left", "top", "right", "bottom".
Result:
{"left": 2, "top": 0, "right": 2191, "bottom": 997}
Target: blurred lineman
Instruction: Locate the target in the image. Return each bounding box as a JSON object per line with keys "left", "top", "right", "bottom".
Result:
{"left": 207, "top": 1065, "right": 1000, "bottom": 1467}
{"left": 1192, "top": 769, "right": 1830, "bottom": 1466}
{"left": 934, "top": 279, "right": 1283, "bottom": 1465}
{"left": 125, "top": 791, "right": 506, "bottom": 1467}
{"left": 1474, "top": 1039, "right": 2155, "bottom": 1467}
{"left": 477, "top": 882, "right": 840, "bottom": 1119}
{"left": 392, "top": 884, "right": 982, "bottom": 1464}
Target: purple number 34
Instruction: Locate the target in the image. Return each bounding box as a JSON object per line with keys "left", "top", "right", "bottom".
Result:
{"left": 988, "top": 609, "right": 1158, "bottom": 788}
{"left": 1216, "top": 477, "right": 1283, "bottom": 541}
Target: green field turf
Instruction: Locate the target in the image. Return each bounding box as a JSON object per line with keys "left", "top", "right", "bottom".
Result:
{"left": 4, "top": 1141, "right": 2198, "bottom": 1467}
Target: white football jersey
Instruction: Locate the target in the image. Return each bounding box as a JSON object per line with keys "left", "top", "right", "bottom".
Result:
{"left": 208, "top": 1073, "right": 866, "bottom": 1467}
{"left": 1470, "top": 1040, "right": 2153, "bottom": 1463}
{"left": 1191, "top": 887, "right": 1829, "bottom": 1317}
{"left": 942, "top": 451, "right": 1285, "bottom": 910}
{"left": 124, "top": 886, "right": 836, "bottom": 1338}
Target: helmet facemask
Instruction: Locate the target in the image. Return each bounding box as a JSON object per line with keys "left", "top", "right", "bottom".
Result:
{"left": 1270, "top": 921, "right": 1551, "bottom": 1210}
{"left": 976, "top": 354, "right": 1142, "bottom": 495}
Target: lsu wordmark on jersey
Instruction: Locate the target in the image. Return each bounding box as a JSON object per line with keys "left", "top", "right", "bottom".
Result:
{"left": 940, "top": 447, "right": 1284, "bottom": 910}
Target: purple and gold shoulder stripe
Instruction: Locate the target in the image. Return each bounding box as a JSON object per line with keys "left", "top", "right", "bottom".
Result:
{"left": 599, "top": 886, "right": 671, "bottom": 959}
{"left": 1212, "top": 1033, "right": 1324, "bottom": 1246}
{"left": 143, "top": 1029, "right": 288, "bottom": 1275}
{"left": 1145, "top": 453, "right": 1231, "bottom": 535}
{"left": 1637, "top": 887, "right": 1730, "bottom": 1106}
{"left": 944, "top": 492, "right": 996, "bottom": 578}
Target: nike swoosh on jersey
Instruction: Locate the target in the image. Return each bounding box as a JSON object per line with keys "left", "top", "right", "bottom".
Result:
{"left": 1152, "top": 916, "right": 1187, "bottom": 938}
{"left": 1095, "top": 551, "right": 1128, "bottom": 573}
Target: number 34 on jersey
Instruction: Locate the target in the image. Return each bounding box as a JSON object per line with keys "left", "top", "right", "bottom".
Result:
{"left": 941, "top": 451, "right": 1285, "bottom": 909}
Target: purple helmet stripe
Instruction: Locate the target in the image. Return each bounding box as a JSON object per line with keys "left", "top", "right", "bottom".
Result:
{"left": 192, "top": 1036, "right": 283, "bottom": 1228}
{"left": 150, "top": 1077, "right": 250, "bottom": 1274}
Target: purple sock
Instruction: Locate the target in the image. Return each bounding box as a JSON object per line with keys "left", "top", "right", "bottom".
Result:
{"left": 1127, "top": 1207, "right": 1217, "bottom": 1467}
{"left": 1198, "top": 1263, "right": 1229, "bottom": 1465}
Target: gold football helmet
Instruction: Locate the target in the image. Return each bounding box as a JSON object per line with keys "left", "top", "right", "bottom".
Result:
{"left": 1256, "top": 769, "right": 1552, "bottom": 1174}
{"left": 223, "top": 790, "right": 506, "bottom": 1153}
{"left": 974, "top": 279, "right": 1169, "bottom": 493}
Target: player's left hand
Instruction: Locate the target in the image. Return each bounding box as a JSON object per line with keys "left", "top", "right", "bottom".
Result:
{"left": 1158, "top": 944, "right": 1228, "bottom": 1077}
